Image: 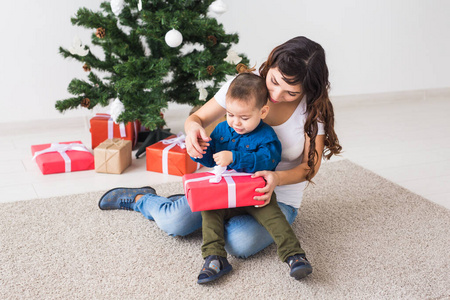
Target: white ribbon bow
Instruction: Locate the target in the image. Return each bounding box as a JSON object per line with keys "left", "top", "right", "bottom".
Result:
{"left": 32, "top": 143, "right": 90, "bottom": 173}
{"left": 161, "top": 132, "right": 186, "bottom": 174}
{"left": 209, "top": 165, "right": 228, "bottom": 183}
{"left": 162, "top": 132, "right": 186, "bottom": 149}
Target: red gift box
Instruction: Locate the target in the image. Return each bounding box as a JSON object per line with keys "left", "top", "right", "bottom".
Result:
{"left": 146, "top": 134, "right": 200, "bottom": 176}
{"left": 90, "top": 113, "right": 140, "bottom": 149}
{"left": 31, "top": 141, "right": 94, "bottom": 175}
{"left": 182, "top": 171, "right": 265, "bottom": 212}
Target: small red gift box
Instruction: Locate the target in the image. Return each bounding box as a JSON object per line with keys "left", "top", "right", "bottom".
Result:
{"left": 182, "top": 171, "right": 265, "bottom": 212}
{"left": 90, "top": 113, "right": 140, "bottom": 149}
{"left": 146, "top": 134, "right": 200, "bottom": 176}
{"left": 31, "top": 141, "right": 94, "bottom": 175}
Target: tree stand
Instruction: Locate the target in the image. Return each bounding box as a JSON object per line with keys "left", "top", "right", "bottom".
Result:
{"left": 135, "top": 128, "right": 173, "bottom": 159}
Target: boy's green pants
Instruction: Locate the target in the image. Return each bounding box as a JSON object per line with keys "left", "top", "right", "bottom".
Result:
{"left": 201, "top": 193, "right": 305, "bottom": 262}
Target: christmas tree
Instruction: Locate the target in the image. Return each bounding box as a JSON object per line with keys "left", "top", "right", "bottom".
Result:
{"left": 56, "top": 0, "right": 249, "bottom": 130}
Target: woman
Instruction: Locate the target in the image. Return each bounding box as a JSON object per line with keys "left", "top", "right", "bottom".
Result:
{"left": 99, "top": 36, "right": 342, "bottom": 278}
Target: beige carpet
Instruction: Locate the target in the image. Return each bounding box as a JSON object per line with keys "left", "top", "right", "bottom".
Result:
{"left": 1, "top": 160, "right": 449, "bottom": 299}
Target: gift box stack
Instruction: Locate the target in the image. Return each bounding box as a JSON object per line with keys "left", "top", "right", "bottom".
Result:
{"left": 182, "top": 170, "right": 265, "bottom": 212}
{"left": 94, "top": 138, "right": 132, "bottom": 174}
{"left": 90, "top": 113, "right": 140, "bottom": 149}
{"left": 146, "top": 133, "right": 201, "bottom": 176}
{"left": 31, "top": 141, "right": 94, "bottom": 175}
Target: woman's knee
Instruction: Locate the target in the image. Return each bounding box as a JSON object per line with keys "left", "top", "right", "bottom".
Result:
{"left": 156, "top": 210, "right": 202, "bottom": 237}
{"left": 224, "top": 216, "right": 273, "bottom": 258}
{"left": 225, "top": 231, "right": 273, "bottom": 258}
{"left": 225, "top": 232, "right": 255, "bottom": 258}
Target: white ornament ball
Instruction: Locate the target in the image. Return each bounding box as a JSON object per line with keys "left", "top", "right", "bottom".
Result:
{"left": 111, "top": 0, "right": 125, "bottom": 16}
{"left": 209, "top": 0, "right": 228, "bottom": 15}
{"left": 165, "top": 29, "right": 183, "bottom": 48}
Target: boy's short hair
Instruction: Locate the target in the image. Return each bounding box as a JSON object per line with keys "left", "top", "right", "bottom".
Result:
{"left": 226, "top": 73, "right": 268, "bottom": 109}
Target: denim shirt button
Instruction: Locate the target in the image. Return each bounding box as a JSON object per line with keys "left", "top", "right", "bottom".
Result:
{"left": 232, "top": 139, "right": 235, "bottom": 142}
{"left": 246, "top": 145, "right": 249, "bottom": 148}
{"left": 220, "top": 137, "right": 224, "bottom": 141}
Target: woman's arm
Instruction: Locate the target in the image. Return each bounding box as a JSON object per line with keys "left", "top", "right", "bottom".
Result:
{"left": 184, "top": 97, "right": 226, "bottom": 159}
{"left": 276, "top": 133, "right": 325, "bottom": 186}
{"left": 252, "top": 134, "right": 325, "bottom": 204}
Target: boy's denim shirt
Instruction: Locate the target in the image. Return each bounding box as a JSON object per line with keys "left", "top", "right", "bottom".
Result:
{"left": 193, "top": 120, "right": 281, "bottom": 173}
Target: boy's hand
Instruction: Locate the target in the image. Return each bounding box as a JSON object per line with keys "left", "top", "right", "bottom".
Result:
{"left": 213, "top": 151, "right": 233, "bottom": 167}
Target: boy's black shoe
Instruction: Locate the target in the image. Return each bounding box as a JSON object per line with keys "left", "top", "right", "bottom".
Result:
{"left": 197, "top": 255, "right": 232, "bottom": 284}
{"left": 286, "top": 254, "right": 312, "bottom": 280}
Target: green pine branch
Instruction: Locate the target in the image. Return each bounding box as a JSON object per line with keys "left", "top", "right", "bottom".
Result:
{"left": 56, "top": 0, "right": 249, "bottom": 130}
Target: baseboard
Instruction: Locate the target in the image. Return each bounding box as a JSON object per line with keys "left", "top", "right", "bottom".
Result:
{"left": 332, "top": 87, "right": 450, "bottom": 107}
{"left": 1, "top": 105, "right": 191, "bottom": 136}
{"left": 0, "top": 116, "right": 90, "bottom": 136}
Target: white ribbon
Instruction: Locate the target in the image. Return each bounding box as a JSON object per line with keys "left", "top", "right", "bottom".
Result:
{"left": 119, "top": 123, "right": 126, "bottom": 137}
{"left": 209, "top": 165, "right": 228, "bottom": 183}
{"left": 184, "top": 169, "right": 254, "bottom": 209}
{"left": 32, "top": 143, "right": 90, "bottom": 173}
{"left": 108, "top": 118, "right": 114, "bottom": 139}
{"left": 224, "top": 176, "right": 237, "bottom": 208}
{"left": 161, "top": 132, "right": 186, "bottom": 174}
{"left": 95, "top": 114, "right": 127, "bottom": 138}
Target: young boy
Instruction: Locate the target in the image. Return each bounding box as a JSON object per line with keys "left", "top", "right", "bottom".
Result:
{"left": 192, "top": 73, "right": 311, "bottom": 284}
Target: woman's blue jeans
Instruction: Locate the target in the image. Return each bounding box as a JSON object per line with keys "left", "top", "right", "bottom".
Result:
{"left": 134, "top": 194, "right": 298, "bottom": 259}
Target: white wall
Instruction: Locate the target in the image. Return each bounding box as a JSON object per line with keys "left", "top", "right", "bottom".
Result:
{"left": 1, "top": 0, "right": 449, "bottom": 124}
{"left": 218, "top": 0, "right": 450, "bottom": 95}
{"left": 0, "top": 0, "right": 103, "bottom": 123}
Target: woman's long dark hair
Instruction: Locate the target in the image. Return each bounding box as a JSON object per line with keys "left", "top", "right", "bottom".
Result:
{"left": 259, "top": 36, "right": 342, "bottom": 181}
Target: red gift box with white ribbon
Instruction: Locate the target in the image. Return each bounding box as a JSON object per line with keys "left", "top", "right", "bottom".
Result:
{"left": 182, "top": 168, "right": 265, "bottom": 212}
{"left": 31, "top": 141, "right": 94, "bottom": 175}
{"left": 90, "top": 113, "right": 140, "bottom": 149}
{"left": 146, "top": 133, "right": 201, "bottom": 176}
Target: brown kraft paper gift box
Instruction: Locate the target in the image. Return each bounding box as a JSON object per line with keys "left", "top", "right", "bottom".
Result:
{"left": 94, "top": 138, "right": 132, "bottom": 174}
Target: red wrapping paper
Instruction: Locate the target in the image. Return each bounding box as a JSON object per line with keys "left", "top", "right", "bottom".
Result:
{"left": 182, "top": 172, "right": 265, "bottom": 212}
{"left": 31, "top": 141, "right": 94, "bottom": 175}
{"left": 90, "top": 113, "right": 140, "bottom": 149}
{"left": 146, "top": 135, "right": 200, "bottom": 176}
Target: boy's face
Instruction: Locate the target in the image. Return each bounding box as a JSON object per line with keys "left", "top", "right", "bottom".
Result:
{"left": 225, "top": 97, "right": 268, "bottom": 135}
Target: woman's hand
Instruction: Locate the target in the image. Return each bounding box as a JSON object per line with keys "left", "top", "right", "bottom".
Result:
{"left": 252, "top": 170, "right": 280, "bottom": 207}
{"left": 184, "top": 96, "right": 226, "bottom": 158}
{"left": 185, "top": 123, "right": 211, "bottom": 159}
